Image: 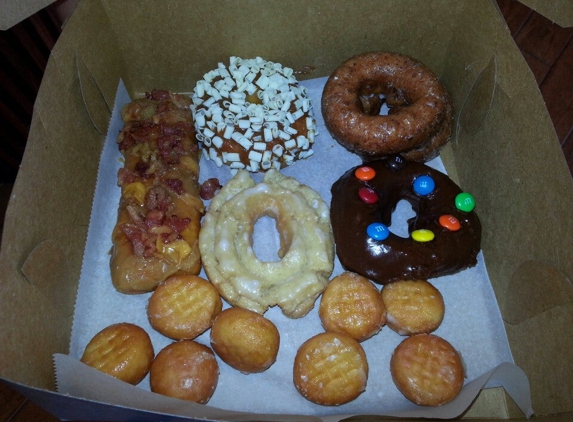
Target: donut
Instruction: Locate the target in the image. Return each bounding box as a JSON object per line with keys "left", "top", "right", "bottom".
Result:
{"left": 150, "top": 340, "right": 219, "bottom": 404}
{"left": 381, "top": 279, "right": 445, "bottom": 335}
{"left": 210, "top": 307, "right": 280, "bottom": 374}
{"left": 293, "top": 331, "right": 368, "bottom": 406}
{"left": 80, "top": 323, "right": 154, "bottom": 385}
{"left": 330, "top": 155, "right": 481, "bottom": 285}
{"left": 111, "top": 89, "right": 204, "bottom": 293}
{"left": 147, "top": 274, "right": 222, "bottom": 340}
{"left": 318, "top": 272, "right": 386, "bottom": 342}
{"left": 321, "top": 51, "right": 453, "bottom": 162}
{"left": 390, "top": 334, "right": 464, "bottom": 406}
{"left": 191, "top": 56, "right": 317, "bottom": 172}
{"left": 199, "top": 169, "right": 334, "bottom": 318}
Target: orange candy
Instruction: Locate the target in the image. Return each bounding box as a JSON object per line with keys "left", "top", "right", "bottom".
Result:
{"left": 354, "top": 166, "right": 376, "bottom": 181}
{"left": 439, "top": 215, "right": 461, "bottom": 231}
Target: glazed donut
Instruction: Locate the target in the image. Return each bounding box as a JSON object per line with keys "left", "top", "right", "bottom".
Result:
{"left": 80, "top": 323, "right": 154, "bottom": 385}
{"left": 150, "top": 340, "right": 219, "bottom": 404}
{"left": 390, "top": 334, "right": 464, "bottom": 406}
{"left": 321, "top": 51, "right": 453, "bottom": 162}
{"left": 330, "top": 155, "right": 481, "bottom": 285}
{"left": 199, "top": 169, "right": 334, "bottom": 318}
{"left": 210, "top": 307, "right": 280, "bottom": 374}
{"left": 293, "top": 331, "right": 368, "bottom": 406}
{"left": 319, "top": 271, "right": 386, "bottom": 342}
{"left": 191, "top": 56, "right": 317, "bottom": 172}
{"left": 147, "top": 274, "right": 222, "bottom": 340}
{"left": 381, "top": 279, "right": 445, "bottom": 336}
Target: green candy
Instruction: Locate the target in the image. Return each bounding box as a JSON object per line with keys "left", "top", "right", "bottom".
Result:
{"left": 455, "top": 192, "right": 476, "bottom": 212}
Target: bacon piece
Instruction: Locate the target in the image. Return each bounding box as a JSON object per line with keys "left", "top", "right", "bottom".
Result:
{"left": 145, "top": 186, "right": 171, "bottom": 212}
{"left": 165, "top": 215, "right": 190, "bottom": 234}
{"left": 145, "top": 209, "right": 165, "bottom": 228}
{"left": 200, "top": 178, "right": 221, "bottom": 200}
{"left": 146, "top": 89, "right": 170, "bottom": 101}
{"left": 164, "top": 178, "right": 184, "bottom": 195}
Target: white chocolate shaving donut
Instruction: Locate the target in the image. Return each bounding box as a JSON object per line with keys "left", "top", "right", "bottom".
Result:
{"left": 191, "top": 56, "right": 317, "bottom": 172}
{"left": 199, "top": 169, "right": 334, "bottom": 318}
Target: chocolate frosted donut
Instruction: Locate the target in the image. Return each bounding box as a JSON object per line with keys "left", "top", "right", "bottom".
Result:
{"left": 330, "top": 155, "right": 481, "bottom": 284}
{"left": 321, "top": 51, "right": 453, "bottom": 162}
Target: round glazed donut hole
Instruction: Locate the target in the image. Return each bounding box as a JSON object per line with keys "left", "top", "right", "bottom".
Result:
{"left": 390, "top": 334, "right": 464, "bottom": 406}
{"left": 321, "top": 51, "right": 454, "bottom": 162}
{"left": 150, "top": 340, "right": 219, "bottom": 404}
{"left": 293, "top": 331, "right": 368, "bottom": 406}
{"left": 147, "top": 274, "right": 222, "bottom": 341}
{"left": 80, "top": 323, "right": 154, "bottom": 385}
{"left": 381, "top": 279, "right": 445, "bottom": 336}
{"left": 210, "top": 307, "right": 280, "bottom": 374}
{"left": 319, "top": 272, "right": 386, "bottom": 342}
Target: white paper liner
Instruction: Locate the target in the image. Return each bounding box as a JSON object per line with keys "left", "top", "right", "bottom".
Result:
{"left": 60, "top": 78, "right": 533, "bottom": 419}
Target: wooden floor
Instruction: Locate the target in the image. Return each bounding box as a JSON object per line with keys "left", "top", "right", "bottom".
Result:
{"left": 0, "top": 0, "right": 572, "bottom": 420}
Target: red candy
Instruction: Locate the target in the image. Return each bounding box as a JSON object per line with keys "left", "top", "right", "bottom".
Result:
{"left": 355, "top": 166, "right": 376, "bottom": 181}
{"left": 359, "top": 187, "right": 378, "bottom": 204}
{"left": 439, "top": 215, "right": 461, "bottom": 231}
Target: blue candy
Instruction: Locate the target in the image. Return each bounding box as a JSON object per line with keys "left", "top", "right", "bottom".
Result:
{"left": 413, "top": 175, "right": 435, "bottom": 196}
{"left": 367, "top": 222, "right": 390, "bottom": 241}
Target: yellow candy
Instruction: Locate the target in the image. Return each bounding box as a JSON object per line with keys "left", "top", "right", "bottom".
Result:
{"left": 411, "top": 229, "right": 435, "bottom": 242}
{"left": 122, "top": 182, "right": 147, "bottom": 204}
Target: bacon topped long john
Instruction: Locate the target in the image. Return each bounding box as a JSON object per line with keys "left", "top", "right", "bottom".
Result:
{"left": 110, "top": 89, "right": 204, "bottom": 293}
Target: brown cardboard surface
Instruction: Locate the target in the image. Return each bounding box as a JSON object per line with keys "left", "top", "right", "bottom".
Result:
{"left": 1, "top": 0, "right": 572, "bottom": 419}
{"left": 0, "top": 0, "right": 54, "bottom": 29}
{"left": 518, "top": 0, "right": 573, "bottom": 28}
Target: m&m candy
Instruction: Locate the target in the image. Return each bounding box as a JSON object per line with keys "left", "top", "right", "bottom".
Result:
{"left": 359, "top": 187, "right": 378, "bottom": 204}
{"left": 355, "top": 166, "right": 376, "bottom": 181}
{"left": 439, "top": 215, "right": 461, "bottom": 231}
{"left": 413, "top": 175, "right": 435, "bottom": 196}
{"left": 367, "top": 223, "right": 389, "bottom": 241}
{"left": 455, "top": 193, "right": 476, "bottom": 212}
{"left": 411, "top": 229, "right": 435, "bottom": 242}
{"left": 386, "top": 154, "right": 406, "bottom": 171}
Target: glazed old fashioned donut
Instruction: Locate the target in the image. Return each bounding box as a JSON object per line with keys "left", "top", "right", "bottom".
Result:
{"left": 321, "top": 51, "right": 453, "bottom": 162}
{"left": 199, "top": 169, "right": 334, "bottom": 318}
{"left": 330, "top": 155, "right": 481, "bottom": 285}
{"left": 191, "top": 56, "right": 317, "bottom": 172}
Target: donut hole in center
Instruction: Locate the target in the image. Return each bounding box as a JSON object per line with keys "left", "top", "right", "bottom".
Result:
{"left": 359, "top": 84, "right": 408, "bottom": 116}
{"left": 251, "top": 207, "right": 293, "bottom": 263}
{"left": 252, "top": 215, "right": 281, "bottom": 262}
{"left": 359, "top": 93, "right": 389, "bottom": 116}
{"left": 387, "top": 200, "right": 417, "bottom": 239}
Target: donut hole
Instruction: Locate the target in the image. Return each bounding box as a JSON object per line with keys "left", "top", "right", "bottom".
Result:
{"left": 249, "top": 198, "right": 294, "bottom": 263}
{"left": 387, "top": 200, "right": 416, "bottom": 238}
{"left": 252, "top": 215, "right": 282, "bottom": 262}
{"left": 358, "top": 84, "right": 403, "bottom": 116}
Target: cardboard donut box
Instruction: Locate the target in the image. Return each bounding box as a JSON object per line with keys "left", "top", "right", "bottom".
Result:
{"left": 1, "top": 0, "right": 573, "bottom": 420}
